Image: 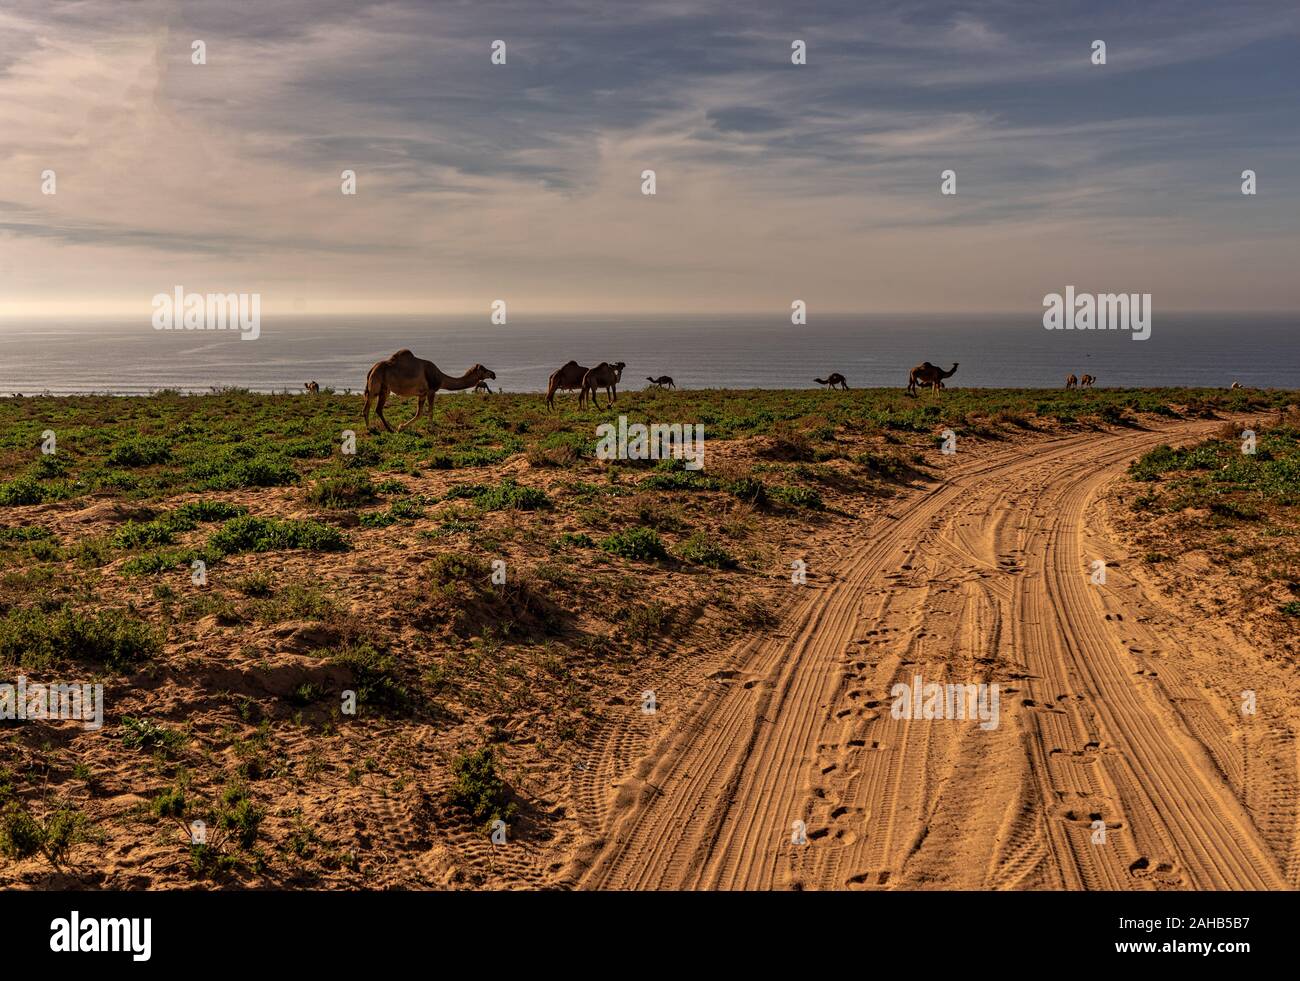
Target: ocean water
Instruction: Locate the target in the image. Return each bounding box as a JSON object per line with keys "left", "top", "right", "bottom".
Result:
{"left": 0, "top": 313, "right": 1295, "bottom": 395}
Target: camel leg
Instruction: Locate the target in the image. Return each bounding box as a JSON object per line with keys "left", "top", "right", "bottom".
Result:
{"left": 427, "top": 389, "right": 437, "bottom": 432}
{"left": 363, "top": 391, "right": 374, "bottom": 430}
{"left": 397, "top": 395, "right": 423, "bottom": 433}
{"left": 374, "top": 389, "right": 394, "bottom": 433}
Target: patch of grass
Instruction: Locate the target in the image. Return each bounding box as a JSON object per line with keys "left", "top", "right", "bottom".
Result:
{"left": 600, "top": 526, "right": 669, "bottom": 562}
{"left": 446, "top": 479, "right": 550, "bottom": 511}
{"left": 235, "top": 570, "right": 276, "bottom": 597}
{"left": 173, "top": 500, "right": 248, "bottom": 523}
{"left": 307, "top": 472, "right": 377, "bottom": 508}
{"left": 327, "top": 643, "right": 409, "bottom": 712}
{"left": 727, "top": 475, "right": 768, "bottom": 506}
{"left": 120, "top": 716, "right": 187, "bottom": 755}
{"left": 449, "top": 745, "right": 516, "bottom": 826}
{"left": 106, "top": 436, "right": 172, "bottom": 467}
{"left": 208, "top": 515, "right": 348, "bottom": 555}
{"left": 0, "top": 795, "right": 87, "bottom": 869}
{"left": 121, "top": 547, "right": 212, "bottom": 576}
{"left": 358, "top": 497, "right": 425, "bottom": 528}
{"left": 0, "top": 605, "right": 162, "bottom": 671}
{"left": 641, "top": 469, "right": 720, "bottom": 491}
{"left": 0, "top": 477, "right": 58, "bottom": 506}
{"left": 770, "top": 485, "right": 825, "bottom": 510}
{"left": 676, "top": 531, "right": 738, "bottom": 568}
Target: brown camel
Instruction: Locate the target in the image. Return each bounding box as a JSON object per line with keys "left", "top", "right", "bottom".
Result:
{"left": 546, "top": 361, "right": 591, "bottom": 411}
{"left": 304, "top": 381, "right": 320, "bottom": 394}
{"left": 814, "top": 373, "right": 849, "bottom": 390}
{"left": 907, "top": 361, "right": 958, "bottom": 394}
{"left": 1080, "top": 374, "right": 1096, "bottom": 388}
{"left": 473, "top": 380, "right": 493, "bottom": 394}
{"left": 362, "top": 350, "right": 495, "bottom": 433}
{"left": 1065, "top": 374, "right": 1078, "bottom": 390}
{"left": 646, "top": 375, "right": 676, "bottom": 390}
{"left": 580, "top": 361, "right": 626, "bottom": 409}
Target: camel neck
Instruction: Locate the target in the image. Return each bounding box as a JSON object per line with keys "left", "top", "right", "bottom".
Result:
{"left": 438, "top": 371, "right": 476, "bottom": 391}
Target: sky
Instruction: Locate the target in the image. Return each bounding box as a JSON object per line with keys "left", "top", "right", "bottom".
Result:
{"left": 0, "top": 0, "right": 1297, "bottom": 318}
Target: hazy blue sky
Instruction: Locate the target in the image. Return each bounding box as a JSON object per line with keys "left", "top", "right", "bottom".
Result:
{"left": 1, "top": 0, "right": 1297, "bottom": 316}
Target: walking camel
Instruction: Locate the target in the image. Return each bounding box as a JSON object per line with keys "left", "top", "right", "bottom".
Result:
{"left": 546, "top": 361, "right": 590, "bottom": 411}
{"left": 907, "top": 362, "right": 958, "bottom": 395}
{"left": 814, "top": 373, "right": 849, "bottom": 390}
{"left": 1065, "top": 374, "right": 1078, "bottom": 390}
{"left": 580, "top": 361, "right": 626, "bottom": 409}
{"left": 362, "top": 350, "right": 495, "bottom": 433}
{"left": 1080, "top": 374, "right": 1096, "bottom": 388}
{"left": 646, "top": 375, "right": 676, "bottom": 390}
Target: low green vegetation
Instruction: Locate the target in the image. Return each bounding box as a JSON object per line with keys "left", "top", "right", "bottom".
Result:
{"left": 449, "top": 745, "right": 516, "bottom": 826}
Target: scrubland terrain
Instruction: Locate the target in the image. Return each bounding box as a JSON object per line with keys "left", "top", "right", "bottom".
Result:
{"left": 0, "top": 385, "right": 1295, "bottom": 889}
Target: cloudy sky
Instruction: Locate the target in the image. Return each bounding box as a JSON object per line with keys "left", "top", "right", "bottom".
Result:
{"left": 1, "top": 0, "right": 1297, "bottom": 317}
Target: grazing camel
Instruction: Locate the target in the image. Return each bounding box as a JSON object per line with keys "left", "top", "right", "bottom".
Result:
{"left": 1065, "top": 374, "right": 1078, "bottom": 390}
{"left": 473, "top": 380, "right": 493, "bottom": 394}
{"left": 1080, "top": 374, "right": 1096, "bottom": 388}
{"left": 646, "top": 375, "right": 676, "bottom": 390}
{"left": 546, "top": 361, "right": 591, "bottom": 411}
{"left": 580, "top": 361, "right": 626, "bottom": 409}
{"left": 304, "top": 381, "right": 320, "bottom": 394}
{"left": 907, "top": 362, "right": 958, "bottom": 395}
{"left": 814, "top": 373, "right": 849, "bottom": 390}
{"left": 362, "top": 350, "right": 495, "bottom": 433}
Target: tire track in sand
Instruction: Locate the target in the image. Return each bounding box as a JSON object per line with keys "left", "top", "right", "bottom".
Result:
{"left": 566, "top": 420, "right": 1291, "bottom": 890}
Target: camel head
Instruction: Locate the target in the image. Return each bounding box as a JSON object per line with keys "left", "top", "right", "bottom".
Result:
{"left": 611, "top": 361, "right": 626, "bottom": 380}
{"left": 470, "top": 363, "right": 496, "bottom": 383}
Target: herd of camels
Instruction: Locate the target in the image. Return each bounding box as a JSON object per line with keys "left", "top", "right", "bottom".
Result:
{"left": 335, "top": 348, "right": 1241, "bottom": 433}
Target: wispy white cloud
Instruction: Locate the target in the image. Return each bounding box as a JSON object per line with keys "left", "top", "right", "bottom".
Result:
{"left": 0, "top": 0, "right": 1297, "bottom": 315}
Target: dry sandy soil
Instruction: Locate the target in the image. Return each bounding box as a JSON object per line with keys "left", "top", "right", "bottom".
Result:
{"left": 565, "top": 417, "right": 1298, "bottom": 890}
{"left": 3, "top": 411, "right": 1295, "bottom": 890}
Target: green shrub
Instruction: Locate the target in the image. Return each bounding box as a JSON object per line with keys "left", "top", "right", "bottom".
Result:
{"left": 0, "top": 605, "right": 162, "bottom": 671}
{"left": 328, "top": 643, "right": 408, "bottom": 712}
{"left": 676, "top": 531, "right": 737, "bottom": 568}
{"left": 430, "top": 553, "right": 491, "bottom": 585}
{"left": 476, "top": 479, "right": 550, "bottom": 511}
{"left": 307, "top": 472, "right": 377, "bottom": 508}
{"left": 173, "top": 500, "right": 248, "bottom": 523}
{"left": 121, "top": 716, "right": 186, "bottom": 754}
{"left": 107, "top": 436, "right": 172, "bottom": 467}
{"left": 770, "top": 485, "right": 825, "bottom": 510}
{"left": 121, "top": 547, "right": 211, "bottom": 576}
{"left": 450, "top": 746, "right": 516, "bottom": 825}
{"left": 187, "top": 453, "right": 298, "bottom": 490}
{"left": 727, "top": 476, "right": 768, "bottom": 506}
{"left": 641, "top": 470, "right": 720, "bottom": 491}
{"left": 0, "top": 799, "right": 85, "bottom": 868}
{"left": 600, "top": 527, "right": 668, "bottom": 561}
{"left": 0, "top": 478, "right": 50, "bottom": 506}
{"left": 216, "top": 784, "right": 263, "bottom": 850}
{"left": 208, "top": 516, "right": 348, "bottom": 555}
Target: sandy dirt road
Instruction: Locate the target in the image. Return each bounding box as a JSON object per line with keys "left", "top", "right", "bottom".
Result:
{"left": 565, "top": 418, "right": 1295, "bottom": 890}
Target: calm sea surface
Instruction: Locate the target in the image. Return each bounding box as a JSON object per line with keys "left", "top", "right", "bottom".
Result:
{"left": 0, "top": 314, "right": 1295, "bottom": 395}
